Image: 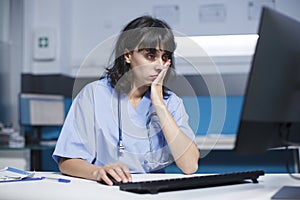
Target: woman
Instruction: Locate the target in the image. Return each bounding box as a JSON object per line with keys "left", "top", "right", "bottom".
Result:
{"left": 53, "top": 15, "right": 200, "bottom": 186}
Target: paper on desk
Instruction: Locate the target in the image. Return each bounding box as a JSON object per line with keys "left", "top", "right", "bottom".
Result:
{"left": 0, "top": 167, "right": 35, "bottom": 182}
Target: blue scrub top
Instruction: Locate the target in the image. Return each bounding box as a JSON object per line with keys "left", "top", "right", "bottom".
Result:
{"left": 52, "top": 77, "right": 195, "bottom": 173}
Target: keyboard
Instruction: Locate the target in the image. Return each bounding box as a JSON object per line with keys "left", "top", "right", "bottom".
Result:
{"left": 117, "top": 170, "right": 265, "bottom": 194}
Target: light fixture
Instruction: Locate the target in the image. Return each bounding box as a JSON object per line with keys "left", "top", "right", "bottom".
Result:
{"left": 174, "top": 34, "right": 259, "bottom": 74}
{"left": 175, "top": 34, "right": 259, "bottom": 57}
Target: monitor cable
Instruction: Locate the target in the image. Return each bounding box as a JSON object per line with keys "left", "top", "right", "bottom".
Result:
{"left": 284, "top": 145, "right": 300, "bottom": 180}
{"left": 279, "top": 123, "right": 300, "bottom": 180}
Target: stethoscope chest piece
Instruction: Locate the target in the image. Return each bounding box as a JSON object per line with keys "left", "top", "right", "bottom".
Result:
{"left": 118, "top": 140, "right": 125, "bottom": 157}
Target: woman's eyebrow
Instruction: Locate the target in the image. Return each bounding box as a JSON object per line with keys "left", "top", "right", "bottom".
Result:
{"left": 138, "top": 48, "right": 156, "bottom": 53}
{"left": 139, "top": 48, "right": 171, "bottom": 55}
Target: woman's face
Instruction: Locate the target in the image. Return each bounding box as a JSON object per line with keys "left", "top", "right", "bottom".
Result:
{"left": 124, "top": 47, "right": 172, "bottom": 87}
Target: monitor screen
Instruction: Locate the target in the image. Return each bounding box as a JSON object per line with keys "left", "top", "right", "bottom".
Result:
{"left": 234, "top": 7, "right": 300, "bottom": 154}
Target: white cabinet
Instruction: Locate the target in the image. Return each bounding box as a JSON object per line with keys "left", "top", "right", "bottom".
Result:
{"left": 0, "top": 150, "right": 30, "bottom": 171}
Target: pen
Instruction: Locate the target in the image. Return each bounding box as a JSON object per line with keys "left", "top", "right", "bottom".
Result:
{"left": 41, "top": 176, "right": 71, "bottom": 183}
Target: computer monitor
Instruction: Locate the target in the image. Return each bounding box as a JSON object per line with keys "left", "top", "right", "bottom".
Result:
{"left": 235, "top": 8, "right": 300, "bottom": 199}
{"left": 234, "top": 7, "right": 300, "bottom": 199}
{"left": 234, "top": 7, "right": 300, "bottom": 154}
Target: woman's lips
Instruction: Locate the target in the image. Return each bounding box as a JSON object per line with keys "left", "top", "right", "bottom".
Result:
{"left": 150, "top": 75, "right": 158, "bottom": 79}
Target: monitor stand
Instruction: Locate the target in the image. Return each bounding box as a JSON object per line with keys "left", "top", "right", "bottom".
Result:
{"left": 271, "top": 186, "right": 300, "bottom": 199}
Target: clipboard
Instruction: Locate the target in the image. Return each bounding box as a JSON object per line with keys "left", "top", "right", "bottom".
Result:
{"left": 0, "top": 167, "right": 40, "bottom": 183}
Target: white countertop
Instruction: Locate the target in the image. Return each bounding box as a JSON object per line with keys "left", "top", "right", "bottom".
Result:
{"left": 0, "top": 172, "right": 299, "bottom": 200}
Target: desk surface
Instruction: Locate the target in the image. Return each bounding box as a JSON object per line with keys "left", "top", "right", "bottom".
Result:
{"left": 0, "top": 172, "right": 299, "bottom": 200}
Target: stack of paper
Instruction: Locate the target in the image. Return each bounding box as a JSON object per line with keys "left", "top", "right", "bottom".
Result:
{"left": 0, "top": 167, "right": 35, "bottom": 182}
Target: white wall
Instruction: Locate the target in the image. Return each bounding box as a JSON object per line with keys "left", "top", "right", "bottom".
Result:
{"left": 0, "top": 0, "right": 23, "bottom": 128}
{"left": 21, "top": 0, "right": 300, "bottom": 77}
{"left": 0, "top": 0, "right": 11, "bottom": 123}
{"left": 22, "top": 0, "right": 71, "bottom": 74}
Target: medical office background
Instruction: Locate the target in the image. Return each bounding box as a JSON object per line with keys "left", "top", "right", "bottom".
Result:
{"left": 0, "top": 0, "right": 300, "bottom": 173}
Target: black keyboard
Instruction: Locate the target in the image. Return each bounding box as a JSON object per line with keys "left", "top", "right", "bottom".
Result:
{"left": 117, "top": 170, "right": 265, "bottom": 194}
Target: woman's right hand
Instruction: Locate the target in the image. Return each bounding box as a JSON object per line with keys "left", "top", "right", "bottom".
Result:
{"left": 92, "top": 162, "right": 132, "bottom": 186}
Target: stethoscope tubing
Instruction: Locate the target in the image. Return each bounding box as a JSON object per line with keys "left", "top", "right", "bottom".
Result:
{"left": 117, "top": 93, "right": 125, "bottom": 156}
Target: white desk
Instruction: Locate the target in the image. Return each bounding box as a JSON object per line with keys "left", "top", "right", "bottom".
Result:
{"left": 0, "top": 172, "right": 299, "bottom": 200}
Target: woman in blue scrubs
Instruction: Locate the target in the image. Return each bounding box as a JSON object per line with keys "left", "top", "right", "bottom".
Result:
{"left": 53, "top": 15, "right": 200, "bottom": 186}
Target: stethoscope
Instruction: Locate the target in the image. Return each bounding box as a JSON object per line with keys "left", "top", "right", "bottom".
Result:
{"left": 116, "top": 92, "right": 157, "bottom": 156}
{"left": 117, "top": 93, "right": 125, "bottom": 156}
{"left": 116, "top": 92, "right": 171, "bottom": 171}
